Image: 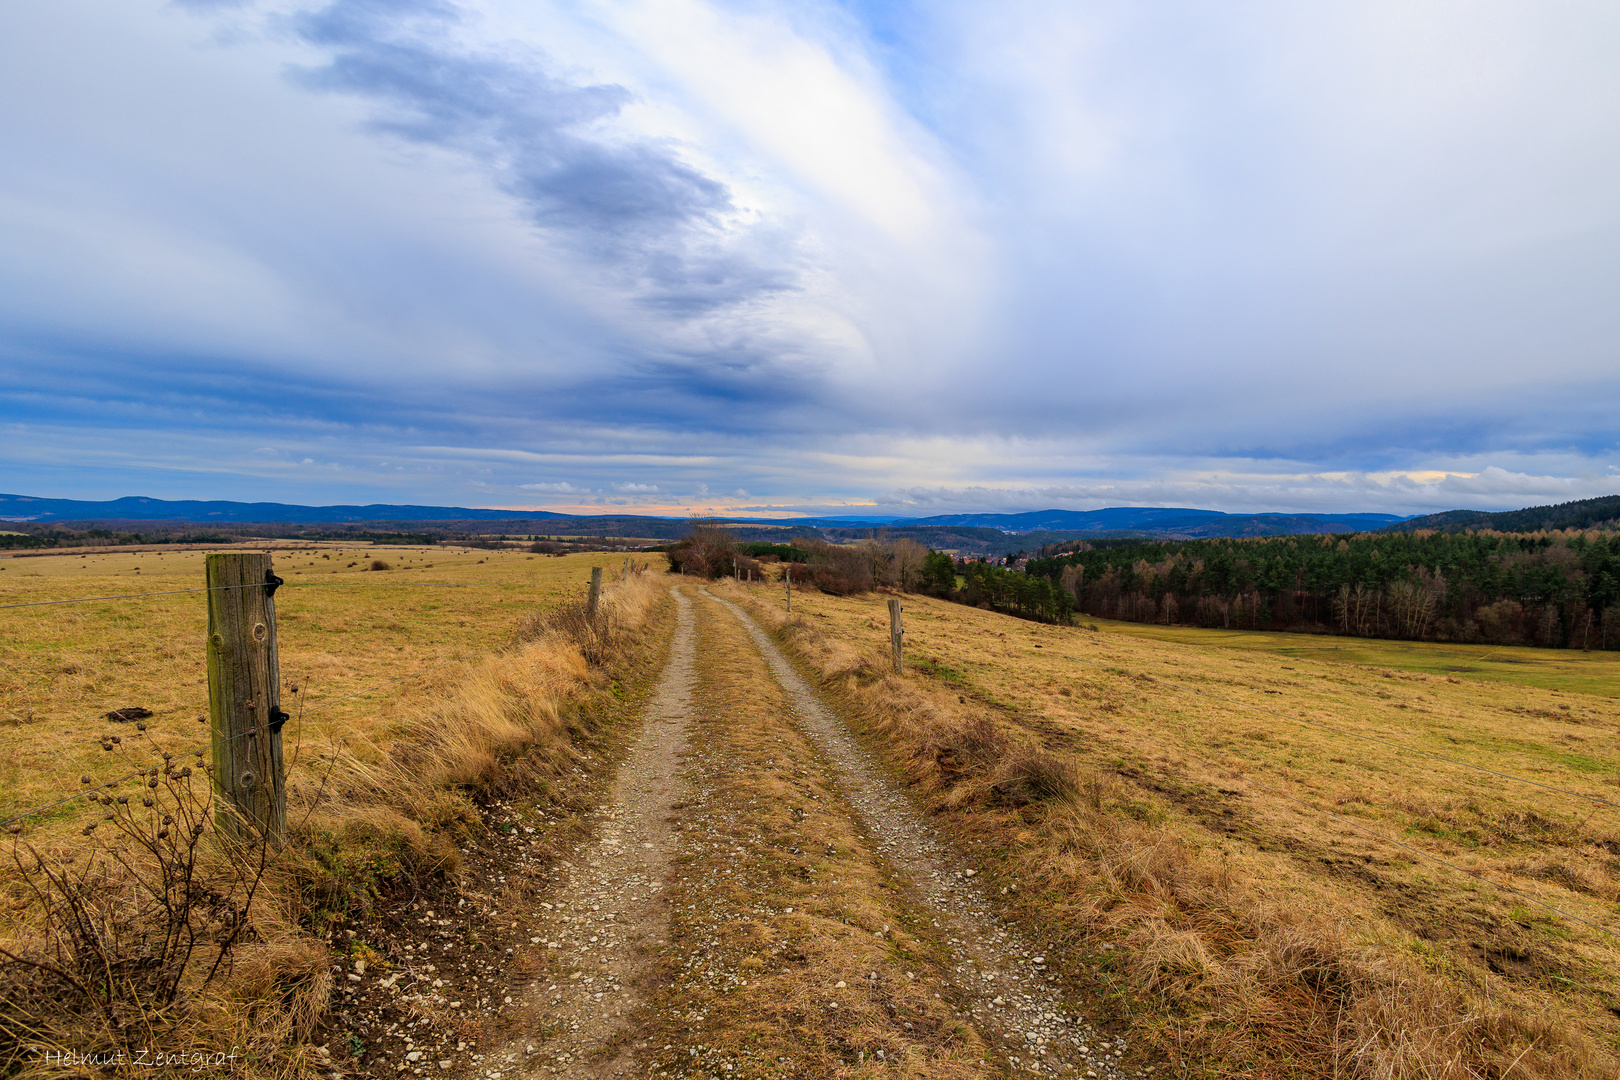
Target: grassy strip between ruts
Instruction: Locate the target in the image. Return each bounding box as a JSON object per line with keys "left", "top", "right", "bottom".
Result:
{"left": 1, "top": 560, "right": 668, "bottom": 1079}
{"left": 711, "top": 576, "right": 1620, "bottom": 1080}
{"left": 642, "top": 588, "right": 1002, "bottom": 1079}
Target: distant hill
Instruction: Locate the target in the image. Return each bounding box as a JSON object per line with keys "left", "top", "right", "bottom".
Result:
{"left": 897, "top": 507, "right": 1406, "bottom": 536}
{"left": 0, "top": 494, "right": 1417, "bottom": 550}
{"left": 1383, "top": 494, "right": 1620, "bottom": 534}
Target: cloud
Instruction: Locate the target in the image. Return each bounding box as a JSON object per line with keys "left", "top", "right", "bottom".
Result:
{"left": 284, "top": 0, "right": 798, "bottom": 315}
{"left": 0, "top": 0, "right": 1616, "bottom": 515}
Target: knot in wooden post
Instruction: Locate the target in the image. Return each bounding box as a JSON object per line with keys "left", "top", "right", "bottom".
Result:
{"left": 206, "top": 553, "right": 287, "bottom": 846}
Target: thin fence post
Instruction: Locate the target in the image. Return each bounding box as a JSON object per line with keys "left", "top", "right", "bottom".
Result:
{"left": 785, "top": 564, "right": 792, "bottom": 613}
{"left": 205, "top": 552, "right": 287, "bottom": 845}
{"left": 622, "top": 557, "right": 630, "bottom": 580}
{"left": 588, "top": 567, "right": 602, "bottom": 623}
{"left": 888, "top": 597, "right": 904, "bottom": 674}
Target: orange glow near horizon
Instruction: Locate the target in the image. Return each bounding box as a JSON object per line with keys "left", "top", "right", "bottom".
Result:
{"left": 483, "top": 500, "right": 881, "bottom": 519}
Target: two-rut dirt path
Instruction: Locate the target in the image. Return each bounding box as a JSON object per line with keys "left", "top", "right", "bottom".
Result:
{"left": 487, "top": 585, "right": 1138, "bottom": 1080}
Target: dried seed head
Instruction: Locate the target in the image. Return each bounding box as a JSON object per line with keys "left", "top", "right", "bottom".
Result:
{"left": 82, "top": 825, "right": 96, "bottom": 835}
{"left": 142, "top": 798, "right": 154, "bottom": 808}
{"left": 180, "top": 767, "right": 192, "bottom": 778}
{"left": 148, "top": 778, "right": 158, "bottom": 789}
{"left": 101, "top": 742, "right": 113, "bottom": 752}
{"left": 79, "top": 775, "right": 91, "bottom": 785}
{"left": 192, "top": 823, "right": 205, "bottom": 836}
{"left": 110, "top": 736, "right": 121, "bottom": 745}
{"left": 6, "top": 824, "right": 20, "bottom": 835}
{"left": 157, "top": 829, "right": 169, "bottom": 840}
{"left": 162, "top": 752, "right": 173, "bottom": 761}
{"left": 115, "top": 795, "right": 128, "bottom": 804}
{"left": 135, "top": 721, "right": 147, "bottom": 731}
{"left": 162, "top": 815, "right": 174, "bottom": 825}
{"left": 103, "top": 812, "right": 114, "bottom": 821}
{"left": 196, "top": 714, "right": 206, "bottom": 724}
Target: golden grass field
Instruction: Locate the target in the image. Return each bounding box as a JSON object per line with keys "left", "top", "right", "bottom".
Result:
{"left": 719, "top": 576, "right": 1620, "bottom": 1077}
{"left": 1, "top": 543, "right": 670, "bottom": 1076}
{"left": 0, "top": 544, "right": 629, "bottom": 831}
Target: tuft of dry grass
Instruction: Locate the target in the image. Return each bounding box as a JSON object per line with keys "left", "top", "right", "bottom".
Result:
{"left": 714, "top": 577, "right": 1620, "bottom": 1079}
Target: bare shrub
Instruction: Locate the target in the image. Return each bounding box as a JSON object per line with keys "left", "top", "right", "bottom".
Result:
{"left": 1, "top": 758, "right": 304, "bottom": 1068}
{"left": 666, "top": 520, "right": 738, "bottom": 579}
{"left": 369, "top": 558, "right": 391, "bottom": 571}
{"left": 890, "top": 538, "right": 928, "bottom": 592}
{"left": 795, "top": 539, "right": 873, "bottom": 595}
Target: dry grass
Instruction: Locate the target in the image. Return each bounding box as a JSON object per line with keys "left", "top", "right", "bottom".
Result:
{"left": 715, "top": 576, "right": 1620, "bottom": 1079}
{"left": 0, "top": 547, "right": 667, "bottom": 1077}
{"left": 643, "top": 589, "right": 999, "bottom": 1078}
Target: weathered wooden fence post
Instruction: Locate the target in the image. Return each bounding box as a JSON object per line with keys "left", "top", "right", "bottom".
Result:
{"left": 888, "top": 597, "right": 904, "bottom": 674}
{"left": 205, "top": 552, "right": 287, "bottom": 845}
{"left": 587, "top": 567, "right": 602, "bottom": 623}
{"left": 622, "top": 557, "right": 630, "bottom": 580}
{"left": 785, "top": 564, "right": 792, "bottom": 613}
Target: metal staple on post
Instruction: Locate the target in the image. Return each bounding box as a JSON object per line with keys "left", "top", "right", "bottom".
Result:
{"left": 888, "top": 597, "right": 904, "bottom": 674}
{"left": 205, "top": 552, "right": 287, "bottom": 845}
{"left": 587, "top": 567, "right": 602, "bottom": 623}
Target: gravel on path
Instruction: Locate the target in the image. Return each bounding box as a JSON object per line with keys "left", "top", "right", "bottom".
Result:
{"left": 494, "top": 588, "right": 698, "bottom": 1079}
{"left": 703, "top": 588, "right": 1138, "bottom": 1080}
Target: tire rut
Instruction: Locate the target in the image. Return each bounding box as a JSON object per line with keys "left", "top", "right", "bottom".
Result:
{"left": 701, "top": 588, "right": 1136, "bottom": 1079}
{"left": 500, "top": 588, "right": 697, "bottom": 1079}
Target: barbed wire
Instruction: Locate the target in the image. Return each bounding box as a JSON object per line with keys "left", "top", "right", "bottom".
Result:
{"left": 0, "top": 579, "right": 483, "bottom": 611}
{"left": 0, "top": 573, "right": 602, "bottom": 612}
{"left": 0, "top": 651, "right": 482, "bottom": 832}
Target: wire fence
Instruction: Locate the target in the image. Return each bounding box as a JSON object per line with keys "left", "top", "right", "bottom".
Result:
{"left": 0, "top": 578, "right": 502, "bottom": 611}
{"left": 0, "top": 569, "right": 540, "bottom": 832}
{"left": 6, "top": 570, "right": 1617, "bottom": 946}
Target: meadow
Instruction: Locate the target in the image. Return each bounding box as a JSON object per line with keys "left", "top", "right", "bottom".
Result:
{"left": 0, "top": 543, "right": 620, "bottom": 830}
{"left": 722, "top": 576, "right": 1620, "bottom": 1077}
{"left": 0, "top": 542, "right": 667, "bottom": 1075}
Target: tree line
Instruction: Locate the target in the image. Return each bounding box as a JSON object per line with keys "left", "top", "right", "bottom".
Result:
{"left": 1024, "top": 530, "right": 1620, "bottom": 649}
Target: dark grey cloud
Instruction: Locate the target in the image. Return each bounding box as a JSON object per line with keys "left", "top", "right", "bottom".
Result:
{"left": 285, "top": 0, "right": 791, "bottom": 315}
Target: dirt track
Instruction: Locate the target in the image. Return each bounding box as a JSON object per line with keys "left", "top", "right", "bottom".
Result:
{"left": 482, "top": 584, "right": 1138, "bottom": 1079}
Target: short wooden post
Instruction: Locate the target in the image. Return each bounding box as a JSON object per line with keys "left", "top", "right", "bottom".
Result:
{"left": 205, "top": 552, "right": 287, "bottom": 845}
{"left": 587, "top": 567, "right": 602, "bottom": 622}
{"left": 622, "top": 557, "right": 630, "bottom": 580}
{"left": 785, "top": 564, "right": 792, "bottom": 613}
{"left": 888, "top": 597, "right": 904, "bottom": 674}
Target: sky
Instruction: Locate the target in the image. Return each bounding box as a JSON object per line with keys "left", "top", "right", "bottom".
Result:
{"left": 1, "top": 0, "right": 1617, "bottom": 519}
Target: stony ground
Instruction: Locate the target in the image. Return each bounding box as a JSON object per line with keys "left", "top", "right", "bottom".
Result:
{"left": 324, "top": 584, "right": 1151, "bottom": 1079}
